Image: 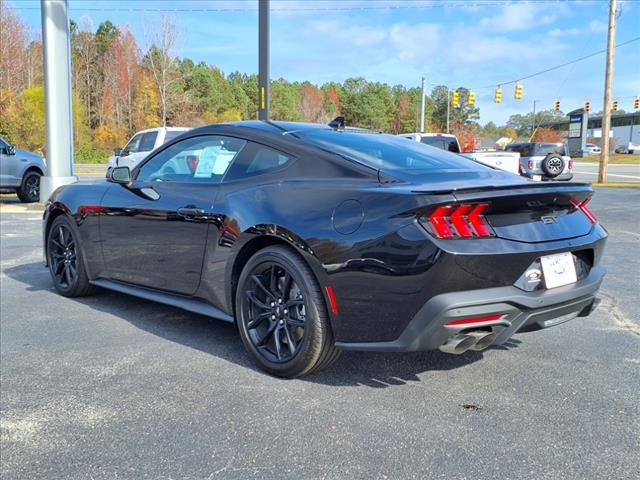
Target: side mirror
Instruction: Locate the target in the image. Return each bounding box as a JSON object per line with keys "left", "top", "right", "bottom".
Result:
{"left": 113, "top": 147, "right": 122, "bottom": 156}
{"left": 108, "top": 166, "right": 131, "bottom": 185}
{"left": 120, "top": 148, "right": 130, "bottom": 157}
{"left": 6, "top": 144, "right": 16, "bottom": 155}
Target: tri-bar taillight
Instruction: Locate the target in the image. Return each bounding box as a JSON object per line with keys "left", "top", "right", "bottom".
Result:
{"left": 571, "top": 197, "right": 597, "bottom": 224}
{"left": 422, "top": 203, "right": 494, "bottom": 239}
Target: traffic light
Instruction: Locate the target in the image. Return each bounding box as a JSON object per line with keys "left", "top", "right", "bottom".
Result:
{"left": 514, "top": 83, "right": 523, "bottom": 100}
{"left": 584, "top": 100, "right": 590, "bottom": 112}
{"left": 452, "top": 90, "right": 460, "bottom": 107}
{"left": 554, "top": 99, "right": 560, "bottom": 112}
{"left": 635, "top": 97, "right": 640, "bottom": 109}
{"left": 494, "top": 86, "right": 502, "bottom": 103}
{"left": 612, "top": 100, "right": 618, "bottom": 112}
{"left": 468, "top": 91, "right": 475, "bottom": 106}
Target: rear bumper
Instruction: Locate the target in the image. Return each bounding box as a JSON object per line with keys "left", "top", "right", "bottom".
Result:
{"left": 335, "top": 265, "right": 605, "bottom": 352}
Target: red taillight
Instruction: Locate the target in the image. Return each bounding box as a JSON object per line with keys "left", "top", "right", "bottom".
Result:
{"left": 445, "top": 314, "right": 506, "bottom": 326}
{"left": 568, "top": 158, "right": 573, "bottom": 170}
{"left": 571, "top": 197, "right": 597, "bottom": 224}
{"left": 425, "top": 203, "right": 493, "bottom": 239}
{"left": 527, "top": 160, "right": 534, "bottom": 169}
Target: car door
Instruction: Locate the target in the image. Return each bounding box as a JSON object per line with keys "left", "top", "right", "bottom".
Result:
{"left": 99, "top": 134, "right": 247, "bottom": 295}
{"left": 0, "top": 139, "right": 19, "bottom": 186}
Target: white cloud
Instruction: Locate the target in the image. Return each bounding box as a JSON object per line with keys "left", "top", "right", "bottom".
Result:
{"left": 387, "top": 22, "right": 441, "bottom": 62}
{"left": 479, "top": 4, "right": 557, "bottom": 31}
{"left": 589, "top": 19, "right": 607, "bottom": 32}
{"left": 548, "top": 28, "right": 581, "bottom": 37}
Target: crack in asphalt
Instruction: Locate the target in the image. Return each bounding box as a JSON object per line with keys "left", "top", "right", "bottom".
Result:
{"left": 600, "top": 292, "right": 640, "bottom": 336}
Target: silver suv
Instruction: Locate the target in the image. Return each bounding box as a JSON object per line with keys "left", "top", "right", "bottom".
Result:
{"left": 0, "top": 138, "right": 47, "bottom": 202}
{"left": 505, "top": 142, "right": 573, "bottom": 181}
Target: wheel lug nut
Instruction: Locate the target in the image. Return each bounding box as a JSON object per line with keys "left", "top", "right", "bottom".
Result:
{"left": 279, "top": 320, "right": 284, "bottom": 325}
{"left": 270, "top": 302, "right": 275, "bottom": 307}
{"left": 283, "top": 309, "right": 288, "bottom": 314}
{"left": 271, "top": 315, "right": 276, "bottom": 320}
{"left": 278, "top": 298, "right": 282, "bottom": 304}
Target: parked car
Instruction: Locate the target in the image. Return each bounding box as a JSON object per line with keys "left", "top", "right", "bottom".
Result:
{"left": 107, "top": 127, "right": 191, "bottom": 172}
{"left": 399, "top": 133, "right": 521, "bottom": 175}
{"left": 585, "top": 143, "right": 601, "bottom": 155}
{"left": 0, "top": 137, "right": 47, "bottom": 203}
{"left": 505, "top": 142, "right": 573, "bottom": 181}
{"left": 43, "top": 120, "right": 606, "bottom": 377}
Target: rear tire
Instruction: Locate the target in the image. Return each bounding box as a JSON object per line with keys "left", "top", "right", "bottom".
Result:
{"left": 17, "top": 171, "right": 41, "bottom": 203}
{"left": 47, "top": 215, "right": 97, "bottom": 297}
{"left": 235, "top": 246, "right": 339, "bottom": 377}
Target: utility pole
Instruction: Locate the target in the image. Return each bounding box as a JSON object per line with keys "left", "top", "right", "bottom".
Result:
{"left": 420, "top": 77, "right": 426, "bottom": 132}
{"left": 599, "top": 0, "right": 617, "bottom": 183}
{"left": 40, "top": 0, "right": 77, "bottom": 202}
{"left": 532, "top": 100, "right": 538, "bottom": 136}
{"left": 446, "top": 88, "right": 450, "bottom": 134}
{"left": 258, "top": 0, "right": 270, "bottom": 120}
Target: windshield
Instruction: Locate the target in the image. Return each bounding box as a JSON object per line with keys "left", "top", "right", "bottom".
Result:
{"left": 296, "top": 129, "right": 487, "bottom": 173}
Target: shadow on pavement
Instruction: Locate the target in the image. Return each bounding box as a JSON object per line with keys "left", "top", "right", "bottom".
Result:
{"left": 4, "top": 261, "right": 521, "bottom": 388}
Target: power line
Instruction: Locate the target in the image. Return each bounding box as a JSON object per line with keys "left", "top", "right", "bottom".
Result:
{"left": 467, "top": 36, "right": 640, "bottom": 90}
{"left": 10, "top": 0, "right": 635, "bottom": 12}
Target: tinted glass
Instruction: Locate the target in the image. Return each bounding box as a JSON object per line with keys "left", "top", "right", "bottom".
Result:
{"left": 420, "top": 137, "right": 445, "bottom": 150}
{"left": 535, "top": 143, "right": 565, "bottom": 156}
{"left": 123, "top": 133, "right": 143, "bottom": 154}
{"left": 225, "top": 143, "right": 292, "bottom": 181}
{"left": 139, "top": 132, "right": 158, "bottom": 152}
{"left": 297, "top": 129, "right": 486, "bottom": 173}
{"left": 445, "top": 139, "right": 460, "bottom": 153}
{"left": 0, "top": 139, "right": 7, "bottom": 153}
{"left": 137, "top": 135, "right": 246, "bottom": 183}
{"left": 163, "top": 130, "right": 185, "bottom": 143}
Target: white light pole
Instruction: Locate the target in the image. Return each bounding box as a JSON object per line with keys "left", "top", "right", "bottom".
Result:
{"left": 40, "top": 0, "right": 77, "bottom": 202}
{"left": 420, "top": 77, "right": 426, "bottom": 133}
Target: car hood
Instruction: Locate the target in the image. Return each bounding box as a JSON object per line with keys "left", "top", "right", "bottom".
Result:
{"left": 16, "top": 149, "right": 43, "bottom": 162}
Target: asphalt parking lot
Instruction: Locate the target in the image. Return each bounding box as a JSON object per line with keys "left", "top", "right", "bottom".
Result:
{"left": 1, "top": 187, "right": 639, "bottom": 479}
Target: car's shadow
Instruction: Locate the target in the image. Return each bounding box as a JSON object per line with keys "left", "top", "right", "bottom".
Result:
{"left": 5, "top": 262, "right": 521, "bottom": 388}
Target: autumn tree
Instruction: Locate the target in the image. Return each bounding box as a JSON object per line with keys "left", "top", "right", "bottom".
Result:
{"left": 299, "top": 83, "right": 326, "bottom": 123}
{"left": 0, "top": 2, "right": 29, "bottom": 94}
{"left": 143, "top": 14, "right": 181, "bottom": 126}
{"left": 531, "top": 127, "right": 565, "bottom": 143}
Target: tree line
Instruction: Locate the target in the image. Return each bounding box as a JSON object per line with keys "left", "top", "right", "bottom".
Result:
{"left": 0, "top": 6, "right": 563, "bottom": 162}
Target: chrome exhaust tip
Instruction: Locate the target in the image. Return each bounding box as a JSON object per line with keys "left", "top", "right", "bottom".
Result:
{"left": 439, "top": 335, "right": 476, "bottom": 355}
{"left": 466, "top": 331, "right": 497, "bottom": 351}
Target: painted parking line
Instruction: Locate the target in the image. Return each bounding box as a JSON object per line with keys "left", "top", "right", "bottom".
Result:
{"left": 573, "top": 170, "right": 640, "bottom": 180}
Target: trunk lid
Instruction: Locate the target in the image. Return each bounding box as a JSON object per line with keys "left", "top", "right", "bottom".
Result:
{"left": 407, "top": 173, "right": 595, "bottom": 243}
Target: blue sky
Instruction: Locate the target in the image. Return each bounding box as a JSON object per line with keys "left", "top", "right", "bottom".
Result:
{"left": 11, "top": 0, "right": 640, "bottom": 124}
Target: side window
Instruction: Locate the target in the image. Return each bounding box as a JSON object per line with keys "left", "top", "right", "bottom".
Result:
{"left": 0, "top": 139, "right": 7, "bottom": 154}
{"left": 446, "top": 139, "right": 460, "bottom": 153}
{"left": 224, "top": 143, "right": 292, "bottom": 181}
{"left": 136, "top": 135, "right": 246, "bottom": 183}
{"left": 123, "top": 133, "right": 143, "bottom": 154}
{"left": 138, "top": 132, "right": 158, "bottom": 152}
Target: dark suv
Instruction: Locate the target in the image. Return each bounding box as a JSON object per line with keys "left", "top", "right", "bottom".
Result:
{"left": 505, "top": 142, "right": 573, "bottom": 181}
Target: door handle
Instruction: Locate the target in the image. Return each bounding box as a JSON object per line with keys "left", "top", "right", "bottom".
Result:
{"left": 177, "top": 206, "right": 205, "bottom": 218}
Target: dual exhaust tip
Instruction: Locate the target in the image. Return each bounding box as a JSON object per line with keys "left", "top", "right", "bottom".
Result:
{"left": 439, "top": 331, "right": 496, "bottom": 355}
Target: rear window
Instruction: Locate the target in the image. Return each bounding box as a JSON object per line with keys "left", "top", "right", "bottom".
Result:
{"left": 297, "top": 129, "right": 487, "bottom": 173}
{"left": 506, "top": 144, "right": 534, "bottom": 157}
{"left": 535, "top": 143, "right": 565, "bottom": 156}
{"left": 420, "top": 136, "right": 460, "bottom": 153}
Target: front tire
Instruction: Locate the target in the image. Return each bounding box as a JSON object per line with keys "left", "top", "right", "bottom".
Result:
{"left": 235, "top": 246, "right": 340, "bottom": 377}
{"left": 17, "top": 171, "right": 41, "bottom": 203}
{"left": 47, "top": 215, "right": 96, "bottom": 297}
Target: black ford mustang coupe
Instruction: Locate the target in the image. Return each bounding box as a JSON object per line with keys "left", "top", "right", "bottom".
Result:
{"left": 43, "top": 120, "right": 607, "bottom": 377}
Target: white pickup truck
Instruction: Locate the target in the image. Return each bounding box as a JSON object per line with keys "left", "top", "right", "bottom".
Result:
{"left": 398, "top": 133, "right": 521, "bottom": 175}
{"left": 107, "top": 127, "right": 191, "bottom": 172}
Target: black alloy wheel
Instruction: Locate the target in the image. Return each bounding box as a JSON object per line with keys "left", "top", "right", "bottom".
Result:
{"left": 541, "top": 154, "right": 565, "bottom": 178}
{"left": 47, "top": 216, "right": 96, "bottom": 297}
{"left": 236, "top": 246, "right": 340, "bottom": 377}
{"left": 49, "top": 223, "right": 77, "bottom": 289}
{"left": 17, "top": 171, "right": 41, "bottom": 203}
